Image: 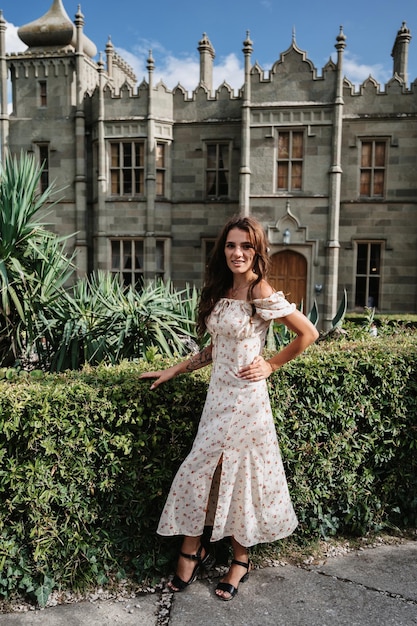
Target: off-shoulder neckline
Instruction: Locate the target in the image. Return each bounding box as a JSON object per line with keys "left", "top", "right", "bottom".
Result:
{"left": 220, "top": 293, "right": 280, "bottom": 304}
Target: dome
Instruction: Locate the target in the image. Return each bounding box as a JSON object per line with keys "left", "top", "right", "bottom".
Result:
{"left": 17, "top": 0, "right": 97, "bottom": 58}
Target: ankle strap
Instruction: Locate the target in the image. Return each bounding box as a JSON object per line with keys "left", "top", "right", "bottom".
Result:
{"left": 232, "top": 558, "right": 249, "bottom": 570}
{"left": 180, "top": 544, "right": 203, "bottom": 561}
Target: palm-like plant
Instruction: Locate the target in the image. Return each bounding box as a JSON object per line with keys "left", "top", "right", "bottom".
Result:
{"left": 0, "top": 152, "right": 74, "bottom": 366}
{"left": 0, "top": 153, "right": 204, "bottom": 372}
{"left": 42, "top": 272, "right": 202, "bottom": 372}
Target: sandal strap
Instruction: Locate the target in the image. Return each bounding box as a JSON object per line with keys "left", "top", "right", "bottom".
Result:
{"left": 171, "top": 574, "right": 189, "bottom": 590}
{"left": 231, "top": 558, "right": 249, "bottom": 570}
{"left": 216, "top": 581, "right": 238, "bottom": 598}
{"left": 179, "top": 544, "right": 203, "bottom": 562}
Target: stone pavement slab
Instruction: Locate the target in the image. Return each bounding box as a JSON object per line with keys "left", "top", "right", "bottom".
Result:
{"left": 312, "top": 541, "right": 417, "bottom": 601}
{"left": 169, "top": 541, "right": 417, "bottom": 626}
{"left": 0, "top": 594, "right": 159, "bottom": 626}
{"left": 0, "top": 541, "right": 416, "bottom": 626}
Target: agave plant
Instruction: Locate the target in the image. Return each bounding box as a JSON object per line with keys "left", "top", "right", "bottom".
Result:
{"left": 42, "top": 272, "right": 202, "bottom": 371}
{"left": 0, "top": 152, "right": 74, "bottom": 366}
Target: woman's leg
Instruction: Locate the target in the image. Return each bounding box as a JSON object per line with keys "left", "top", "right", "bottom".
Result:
{"left": 215, "top": 536, "right": 250, "bottom": 600}
{"left": 168, "top": 535, "right": 206, "bottom": 591}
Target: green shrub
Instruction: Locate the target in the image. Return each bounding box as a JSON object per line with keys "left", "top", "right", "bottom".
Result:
{"left": 270, "top": 332, "right": 417, "bottom": 537}
{"left": 0, "top": 332, "right": 416, "bottom": 605}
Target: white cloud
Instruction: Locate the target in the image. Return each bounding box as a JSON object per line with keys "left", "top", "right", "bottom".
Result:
{"left": 213, "top": 53, "right": 244, "bottom": 91}
{"left": 5, "top": 22, "right": 27, "bottom": 111}
{"left": 260, "top": 0, "right": 273, "bottom": 9}
{"left": 116, "top": 42, "right": 244, "bottom": 93}
{"left": 334, "top": 50, "right": 391, "bottom": 86}
{"left": 5, "top": 22, "right": 27, "bottom": 54}
{"left": 113, "top": 47, "right": 148, "bottom": 83}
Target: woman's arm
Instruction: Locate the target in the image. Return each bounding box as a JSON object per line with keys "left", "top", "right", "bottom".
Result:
{"left": 139, "top": 343, "right": 213, "bottom": 390}
{"left": 238, "top": 309, "right": 318, "bottom": 381}
{"left": 266, "top": 309, "right": 319, "bottom": 371}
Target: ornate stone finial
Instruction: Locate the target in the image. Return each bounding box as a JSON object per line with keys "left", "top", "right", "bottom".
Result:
{"left": 105, "top": 36, "right": 114, "bottom": 52}
{"left": 198, "top": 32, "right": 215, "bottom": 58}
{"left": 337, "top": 25, "right": 346, "bottom": 42}
{"left": 75, "top": 4, "right": 84, "bottom": 24}
{"left": 292, "top": 26, "right": 296, "bottom": 44}
{"left": 243, "top": 30, "right": 253, "bottom": 53}
{"left": 335, "top": 25, "right": 347, "bottom": 50}
{"left": 147, "top": 49, "right": 155, "bottom": 72}
{"left": 398, "top": 21, "right": 411, "bottom": 36}
{"left": 244, "top": 30, "right": 252, "bottom": 45}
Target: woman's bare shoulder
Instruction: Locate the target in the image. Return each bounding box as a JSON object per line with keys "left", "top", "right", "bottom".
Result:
{"left": 252, "top": 279, "right": 274, "bottom": 299}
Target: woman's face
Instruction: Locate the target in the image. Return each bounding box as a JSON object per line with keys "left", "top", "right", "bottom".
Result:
{"left": 224, "top": 228, "right": 256, "bottom": 277}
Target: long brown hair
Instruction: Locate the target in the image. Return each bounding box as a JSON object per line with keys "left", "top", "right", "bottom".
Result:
{"left": 197, "top": 215, "right": 270, "bottom": 337}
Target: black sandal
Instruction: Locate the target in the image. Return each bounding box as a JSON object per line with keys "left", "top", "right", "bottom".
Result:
{"left": 215, "top": 558, "right": 250, "bottom": 601}
{"left": 169, "top": 544, "right": 214, "bottom": 592}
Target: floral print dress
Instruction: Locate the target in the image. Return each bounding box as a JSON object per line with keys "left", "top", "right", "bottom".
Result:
{"left": 157, "top": 292, "right": 298, "bottom": 547}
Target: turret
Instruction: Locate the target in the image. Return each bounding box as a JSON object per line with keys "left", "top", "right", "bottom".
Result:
{"left": 198, "top": 33, "right": 215, "bottom": 92}
{"left": 391, "top": 22, "right": 411, "bottom": 83}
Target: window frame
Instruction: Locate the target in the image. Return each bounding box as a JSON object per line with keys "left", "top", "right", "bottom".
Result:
{"left": 201, "top": 238, "right": 216, "bottom": 277}
{"left": 359, "top": 138, "right": 388, "bottom": 199}
{"left": 354, "top": 240, "right": 384, "bottom": 310}
{"left": 110, "top": 237, "right": 168, "bottom": 287}
{"left": 156, "top": 142, "right": 166, "bottom": 197}
{"left": 109, "top": 141, "right": 145, "bottom": 197}
{"left": 39, "top": 81, "right": 47, "bottom": 108}
{"left": 154, "top": 238, "right": 167, "bottom": 280}
{"left": 36, "top": 143, "right": 50, "bottom": 193}
{"left": 276, "top": 129, "right": 304, "bottom": 192}
{"left": 205, "top": 141, "right": 231, "bottom": 200}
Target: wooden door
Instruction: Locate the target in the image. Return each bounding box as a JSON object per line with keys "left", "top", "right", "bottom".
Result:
{"left": 269, "top": 250, "right": 307, "bottom": 307}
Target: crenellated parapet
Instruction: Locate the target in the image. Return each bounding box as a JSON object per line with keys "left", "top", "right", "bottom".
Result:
{"left": 7, "top": 51, "right": 100, "bottom": 98}
{"left": 104, "top": 36, "right": 136, "bottom": 91}
{"left": 248, "top": 42, "right": 337, "bottom": 104}
{"left": 342, "top": 72, "right": 417, "bottom": 120}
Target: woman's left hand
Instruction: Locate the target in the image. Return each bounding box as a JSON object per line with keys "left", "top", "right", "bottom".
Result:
{"left": 237, "top": 355, "right": 273, "bottom": 381}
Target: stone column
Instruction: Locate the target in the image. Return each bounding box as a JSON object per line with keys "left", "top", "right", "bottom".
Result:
{"left": 239, "top": 31, "right": 253, "bottom": 216}
{"left": 95, "top": 53, "right": 106, "bottom": 271}
{"left": 73, "top": 6, "right": 88, "bottom": 276}
{"left": 144, "top": 50, "right": 156, "bottom": 281}
{"left": 0, "top": 11, "right": 9, "bottom": 162}
{"left": 324, "top": 27, "right": 346, "bottom": 329}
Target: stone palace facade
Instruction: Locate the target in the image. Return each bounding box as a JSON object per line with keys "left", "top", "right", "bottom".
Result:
{"left": 1, "top": 0, "right": 416, "bottom": 327}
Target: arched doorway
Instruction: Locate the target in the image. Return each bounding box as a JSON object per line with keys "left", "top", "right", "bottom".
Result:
{"left": 270, "top": 250, "right": 307, "bottom": 306}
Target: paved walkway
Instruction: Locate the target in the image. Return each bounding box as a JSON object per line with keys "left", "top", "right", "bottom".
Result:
{"left": 0, "top": 540, "right": 416, "bottom": 625}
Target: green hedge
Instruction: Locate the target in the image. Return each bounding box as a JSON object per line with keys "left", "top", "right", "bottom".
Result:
{"left": 0, "top": 333, "right": 416, "bottom": 604}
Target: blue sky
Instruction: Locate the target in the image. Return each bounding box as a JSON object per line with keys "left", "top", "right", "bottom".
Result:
{"left": 3, "top": 0, "right": 416, "bottom": 92}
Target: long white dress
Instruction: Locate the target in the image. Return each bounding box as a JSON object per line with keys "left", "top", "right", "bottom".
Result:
{"left": 157, "top": 292, "right": 298, "bottom": 547}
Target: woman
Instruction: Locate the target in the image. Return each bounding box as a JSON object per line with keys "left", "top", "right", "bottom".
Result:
{"left": 140, "top": 215, "right": 318, "bottom": 600}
